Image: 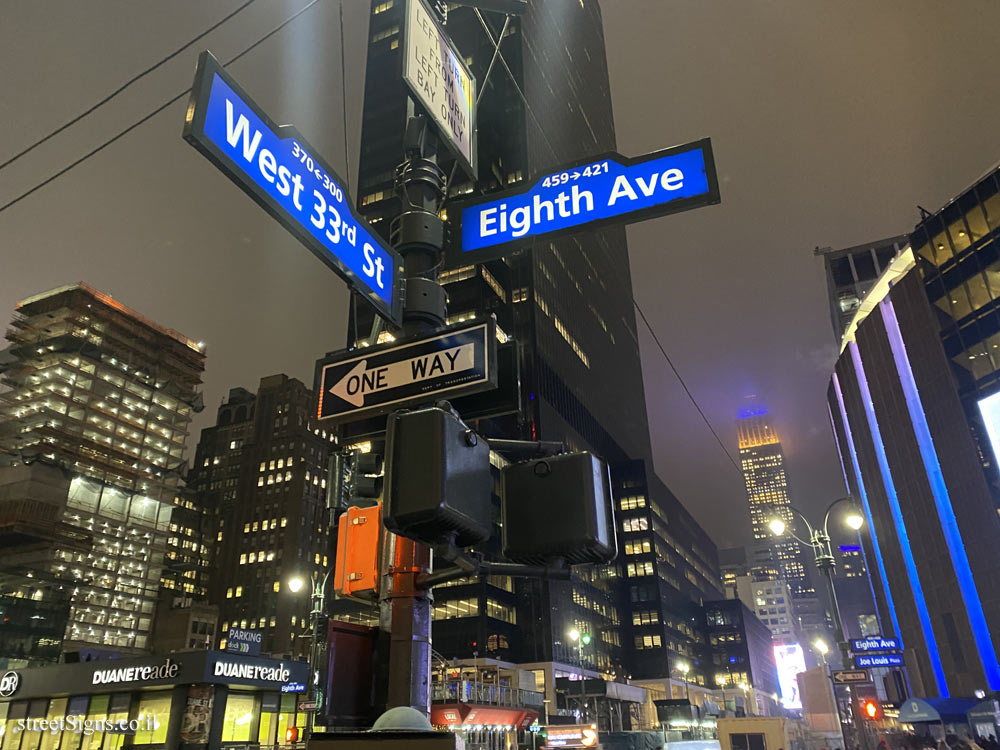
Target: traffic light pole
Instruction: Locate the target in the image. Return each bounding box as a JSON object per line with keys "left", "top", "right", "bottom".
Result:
{"left": 378, "top": 112, "right": 448, "bottom": 716}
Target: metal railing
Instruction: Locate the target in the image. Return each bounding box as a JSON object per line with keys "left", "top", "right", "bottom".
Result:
{"left": 432, "top": 680, "right": 544, "bottom": 709}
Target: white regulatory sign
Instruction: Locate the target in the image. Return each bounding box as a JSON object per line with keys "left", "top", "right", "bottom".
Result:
{"left": 402, "top": 0, "right": 477, "bottom": 178}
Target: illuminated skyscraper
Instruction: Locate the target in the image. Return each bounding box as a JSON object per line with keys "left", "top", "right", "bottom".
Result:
{"left": 736, "top": 407, "right": 808, "bottom": 597}
{"left": 0, "top": 283, "right": 206, "bottom": 654}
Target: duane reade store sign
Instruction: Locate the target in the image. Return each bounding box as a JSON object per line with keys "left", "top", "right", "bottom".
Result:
{"left": 92, "top": 658, "right": 180, "bottom": 685}
{"left": 0, "top": 651, "right": 310, "bottom": 750}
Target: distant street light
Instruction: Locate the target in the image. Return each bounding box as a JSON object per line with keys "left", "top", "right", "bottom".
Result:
{"left": 287, "top": 571, "right": 331, "bottom": 737}
{"left": 814, "top": 639, "right": 830, "bottom": 664}
{"left": 768, "top": 496, "right": 873, "bottom": 750}
{"left": 568, "top": 628, "right": 591, "bottom": 720}
{"left": 675, "top": 661, "right": 692, "bottom": 705}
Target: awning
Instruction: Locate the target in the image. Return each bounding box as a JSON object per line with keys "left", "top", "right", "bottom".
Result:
{"left": 431, "top": 703, "right": 538, "bottom": 729}
{"left": 897, "top": 698, "right": 981, "bottom": 724}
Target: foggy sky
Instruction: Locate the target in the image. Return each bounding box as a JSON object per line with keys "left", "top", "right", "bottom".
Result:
{"left": 3, "top": 1, "right": 1000, "bottom": 550}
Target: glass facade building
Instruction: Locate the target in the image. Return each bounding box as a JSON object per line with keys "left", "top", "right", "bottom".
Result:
{"left": 815, "top": 236, "right": 909, "bottom": 341}
{"left": 0, "top": 284, "right": 205, "bottom": 654}
{"left": 344, "top": 0, "right": 724, "bottom": 703}
{"left": 825, "top": 164, "right": 1000, "bottom": 696}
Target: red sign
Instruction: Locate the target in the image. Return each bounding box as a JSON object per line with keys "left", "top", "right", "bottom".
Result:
{"left": 544, "top": 725, "right": 599, "bottom": 748}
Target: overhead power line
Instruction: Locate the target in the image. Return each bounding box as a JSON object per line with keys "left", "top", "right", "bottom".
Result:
{"left": 0, "top": 0, "right": 322, "bottom": 217}
{"left": 0, "top": 0, "right": 258, "bottom": 173}
{"left": 2, "top": 0, "right": 743, "bottom": 484}
{"left": 632, "top": 300, "right": 745, "bottom": 477}
{"left": 463, "top": 6, "right": 742, "bottom": 479}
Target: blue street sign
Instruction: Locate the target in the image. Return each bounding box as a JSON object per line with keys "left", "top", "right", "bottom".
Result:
{"left": 855, "top": 654, "right": 904, "bottom": 668}
{"left": 183, "top": 51, "right": 402, "bottom": 325}
{"left": 852, "top": 636, "right": 902, "bottom": 652}
{"left": 448, "top": 138, "right": 719, "bottom": 267}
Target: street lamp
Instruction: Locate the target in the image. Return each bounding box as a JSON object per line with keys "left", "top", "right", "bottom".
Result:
{"left": 814, "top": 638, "right": 829, "bottom": 664}
{"left": 288, "top": 570, "right": 331, "bottom": 737}
{"left": 768, "top": 496, "right": 870, "bottom": 750}
{"left": 676, "top": 661, "right": 692, "bottom": 705}
{"left": 766, "top": 496, "right": 864, "bottom": 668}
{"left": 845, "top": 513, "right": 864, "bottom": 531}
{"left": 568, "top": 628, "right": 591, "bottom": 720}
{"left": 716, "top": 674, "right": 727, "bottom": 714}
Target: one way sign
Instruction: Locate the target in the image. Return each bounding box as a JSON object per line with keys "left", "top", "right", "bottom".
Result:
{"left": 316, "top": 319, "right": 498, "bottom": 422}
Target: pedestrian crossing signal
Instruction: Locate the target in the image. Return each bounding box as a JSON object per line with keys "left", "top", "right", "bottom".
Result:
{"left": 862, "top": 700, "right": 881, "bottom": 720}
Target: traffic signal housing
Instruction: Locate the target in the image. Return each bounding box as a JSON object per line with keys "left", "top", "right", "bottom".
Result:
{"left": 383, "top": 406, "right": 491, "bottom": 547}
{"left": 501, "top": 451, "right": 617, "bottom": 565}
{"left": 352, "top": 451, "right": 383, "bottom": 500}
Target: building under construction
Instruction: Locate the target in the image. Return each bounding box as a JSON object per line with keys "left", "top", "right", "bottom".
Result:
{"left": 0, "top": 283, "right": 205, "bottom": 655}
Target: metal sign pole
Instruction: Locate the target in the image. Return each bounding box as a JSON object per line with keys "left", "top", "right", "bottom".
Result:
{"left": 379, "top": 110, "right": 448, "bottom": 716}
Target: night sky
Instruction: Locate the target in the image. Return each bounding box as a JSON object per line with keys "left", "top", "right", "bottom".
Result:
{"left": 3, "top": 1, "right": 1000, "bottom": 551}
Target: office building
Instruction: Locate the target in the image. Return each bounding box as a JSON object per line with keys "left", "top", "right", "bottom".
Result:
{"left": 735, "top": 407, "right": 811, "bottom": 599}
{"left": 815, "top": 236, "right": 908, "bottom": 340}
{"left": 193, "top": 375, "right": 337, "bottom": 659}
{"left": 614, "top": 460, "right": 724, "bottom": 687}
{"left": 825, "top": 163, "right": 1000, "bottom": 696}
{"left": 0, "top": 283, "right": 205, "bottom": 654}
{"left": 748, "top": 579, "right": 797, "bottom": 645}
{"left": 349, "top": 0, "right": 680, "bottom": 690}
{"left": 719, "top": 548, "right": 747, "bottom": 600}
{"left": 704, "top": 599, "right": 779, "bottom": 703}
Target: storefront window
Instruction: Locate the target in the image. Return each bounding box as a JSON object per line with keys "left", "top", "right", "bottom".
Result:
{"left": 19, "top": 700, "right": 50, "bottom": 750}
{"left": 61, "top": 697, "right": 89, "bottom": 750}
{"left": 275, "top": 696, "right": 296, "bottom": 745}
{"left": 133, "top": 693, "right": 171, "bottom": 745}
{"left": 0, "top": 704, "right": 8, "bottom": 750}
{"left": 101, "top": 695, "right": 130, "bottom": 750}
{"left": 39, "top": 699, "right": 67, "bottom": 750}
{"left": 1, "top": 702, "right": 23, "bottom": 750}
{"left": 78, "top": 696, "right": 108, "bottom": 750}
{"left": 257, "top": 713, "right": 274, "bottom": 746}
{"left": 220, "top": 693, "right": 256, "bottom": 743}
{"left": 257, "top": 694, "right": 279, "bottom": 747}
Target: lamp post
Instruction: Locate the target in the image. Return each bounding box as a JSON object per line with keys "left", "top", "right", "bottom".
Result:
{"left": 768, "top": 497, "right": 868, "bottom": 750}
{"left": 716, "top": 675, "right": 727, "bottom": 715}
{"left": 676, "top": 661, "right": 691, "bottom": 705}
{"left": 814, "top": 638, "right": 830, "bottom": 665}
{"left": 766, "top": 497, "right": 864, "bottom": 670}
{"left": 568, "top": 628, "right": 591, "bottom": 720}
{"left": 289, "top": 570, "right": 331, "bottom": 737}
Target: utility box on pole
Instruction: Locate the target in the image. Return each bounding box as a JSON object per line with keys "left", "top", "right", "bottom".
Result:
{"left": 334, "top": 503, "right": 382, "bottom": 598}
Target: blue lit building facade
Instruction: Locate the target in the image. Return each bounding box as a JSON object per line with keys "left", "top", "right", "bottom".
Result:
{"left": 825, "top": 165, "right": 1000, "bottom": 697}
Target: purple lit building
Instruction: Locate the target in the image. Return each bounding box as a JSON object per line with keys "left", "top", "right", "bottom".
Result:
{"left": 824, "top": 164, "right": 1000, "bottom": 698}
